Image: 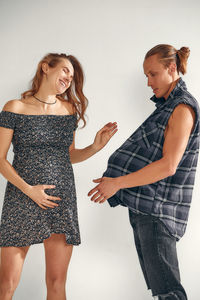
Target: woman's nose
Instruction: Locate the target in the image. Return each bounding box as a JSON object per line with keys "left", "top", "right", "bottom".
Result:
{"left": 64, "top": 76, "right": 71, "bottom": 84}
{"left": 66, "top": 75, "right": 72, "bottom": 83}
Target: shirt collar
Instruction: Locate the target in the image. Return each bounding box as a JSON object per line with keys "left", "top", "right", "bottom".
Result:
{"left": 150, "top": 77, "right": 187, "bottom": 108}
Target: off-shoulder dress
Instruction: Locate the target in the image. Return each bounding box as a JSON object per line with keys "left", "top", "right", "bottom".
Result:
{"left": 0, "top": 110, "right": 81, "bottom": 247}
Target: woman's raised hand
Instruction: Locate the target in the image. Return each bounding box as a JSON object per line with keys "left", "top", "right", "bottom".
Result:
{"left": 24, "top": 184, "right": 61, "bottom": 209}
{"left": 92, "top": 122, "right": 118, "bottom": 151}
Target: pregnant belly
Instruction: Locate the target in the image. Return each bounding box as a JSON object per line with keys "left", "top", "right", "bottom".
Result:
{"left": 13, "top": 153, "right": 74, "bottom": 191}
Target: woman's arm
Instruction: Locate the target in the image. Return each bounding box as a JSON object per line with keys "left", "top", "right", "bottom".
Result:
{"left": 0, "top": 127, "right": 31, "bottom": 194}
{"left": 88, "top": 104, "right": 196, "bottom": 202}
{"left": 69, "top": 122, "right": 118, "bottom": 163}
{"left": 0, "top": 126, "right": 62, "bottom": 210}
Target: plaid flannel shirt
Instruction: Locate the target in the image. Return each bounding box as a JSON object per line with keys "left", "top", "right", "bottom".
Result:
{"left": 103, "top": 78, "right": 200, "bottom": 240}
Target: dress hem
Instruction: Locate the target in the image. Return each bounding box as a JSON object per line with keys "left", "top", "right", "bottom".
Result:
{"left": 0, "top": 231, "right": 81, "bottom": 247}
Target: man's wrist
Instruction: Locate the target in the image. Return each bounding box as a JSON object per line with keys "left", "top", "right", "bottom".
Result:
{"left": 115, "top": 175, "right": 127, "bottom": 190}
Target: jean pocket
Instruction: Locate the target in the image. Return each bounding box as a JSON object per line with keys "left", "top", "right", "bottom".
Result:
{"left": 156, "top": 219, "right": 175, "bottom": 240}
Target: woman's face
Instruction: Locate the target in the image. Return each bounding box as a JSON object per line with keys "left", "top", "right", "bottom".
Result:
{"left": 43, "top": 58, "right": 74, "bottom": 94}
{"left": 143, "top": 54, "right": 175, "bottom": 99}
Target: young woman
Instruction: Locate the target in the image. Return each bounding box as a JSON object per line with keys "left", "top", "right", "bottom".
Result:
{"left": 88, "top": 45, "right": 200, "bottom": 299}
{"left": 0, "top": 53, "right": 117, "bottom": 300}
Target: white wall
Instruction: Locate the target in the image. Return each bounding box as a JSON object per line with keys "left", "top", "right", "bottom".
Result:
{"left": 0, "top": 0, "right": 200, "bottom": 299}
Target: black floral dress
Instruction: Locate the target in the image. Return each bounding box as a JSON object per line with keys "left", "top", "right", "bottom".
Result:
{"left": 0, "top": 111, "right": 81, "bottom": 247}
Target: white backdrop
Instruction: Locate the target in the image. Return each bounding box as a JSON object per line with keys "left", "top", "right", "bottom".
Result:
{"left": 0, "top": 0, "right": 200, "bottom": 299}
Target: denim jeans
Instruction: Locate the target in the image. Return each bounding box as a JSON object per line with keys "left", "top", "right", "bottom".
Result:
{"left": 128, "top": 209, "right": 187, "bottom": 299}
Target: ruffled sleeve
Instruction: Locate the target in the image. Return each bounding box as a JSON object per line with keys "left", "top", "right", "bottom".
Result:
{"left": 0, "top": 111, "right": 16, "bottom": 129}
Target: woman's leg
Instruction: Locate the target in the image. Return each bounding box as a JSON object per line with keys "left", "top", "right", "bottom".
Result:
{"left": 0, "top": 246, "right": 30, "bottom": 300}
{"left": 44, "top": 234, "right": 73, "bottom": 300}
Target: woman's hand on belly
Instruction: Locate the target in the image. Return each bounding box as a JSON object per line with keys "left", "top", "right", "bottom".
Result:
{"left": 23, "top": 184, "right": 61, "bottom": 209}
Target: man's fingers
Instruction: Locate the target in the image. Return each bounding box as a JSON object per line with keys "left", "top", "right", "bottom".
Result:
{"left": 91, "top": 192, "right": 101, "bottom": 201}
{"left": 88, "top": 186, "right": 99, "bottom": 196}
{"left": 93, "top": 178, "right": 102, "bottom": 183}
{"left": 99, "top": 197, "right": 107, "bottom": 204}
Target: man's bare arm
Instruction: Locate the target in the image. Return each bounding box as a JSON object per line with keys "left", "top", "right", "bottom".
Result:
{"left": 117, "top": 103, "right": 196, "bottom": 189}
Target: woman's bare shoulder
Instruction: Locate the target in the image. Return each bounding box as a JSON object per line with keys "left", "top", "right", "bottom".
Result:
{"left": 61, "top": 99, "right": 75, "bottom": 115}
{"left": 2, "top": 99, "right": 24, "bottom": 113}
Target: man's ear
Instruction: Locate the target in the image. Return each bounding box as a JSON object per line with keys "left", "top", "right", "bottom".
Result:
{"left": 41, "top": 62, "right": 49, "bottom": 74}
{"left": 168, "top": 62, "right": 177, "bottom": 75}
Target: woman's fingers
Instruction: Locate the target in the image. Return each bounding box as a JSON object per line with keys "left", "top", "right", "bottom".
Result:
{"left": 102, "top": 122, "right": 113, "bottom": 129}
{"left": 43, "top": 185, "right": 61, "bottom": 201}
{"left": 43, "top": 199, "right": 59, "bottom": 208}
{"left": 38, "top": 203, "right": 47, "bottom": 210}
{"left": 106, "top": 123, "right": 118, "bottom": 133}
{"left": 38, "top": 198, "right": 59, "bottom": 209}
{"left": 43, "top": 184, "right": 56, "bottom": 189}
{"left": 98, "top": 122, "right": 117, "bottom": 133}
{"left": 109, "top": 128, "right": 118, "bottom": 137}
{"left": 46, "top": 195, "right": 61, "bottom": 201}
{"left": 33, "top": 185, "right": 62, "bottom": 208}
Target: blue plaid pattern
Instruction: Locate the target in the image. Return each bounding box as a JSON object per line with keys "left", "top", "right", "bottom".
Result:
{"left": 103, "top": 78, "right": 200, "bottom": 240}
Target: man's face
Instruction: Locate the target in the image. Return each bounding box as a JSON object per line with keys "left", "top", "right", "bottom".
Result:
{"left": 143, "top": 54, "right": 174, "bottom": 99}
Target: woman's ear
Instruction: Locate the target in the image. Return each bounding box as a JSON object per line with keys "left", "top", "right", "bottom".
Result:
{"left": 41, "top": 62, "right": 49, "bottom": 74}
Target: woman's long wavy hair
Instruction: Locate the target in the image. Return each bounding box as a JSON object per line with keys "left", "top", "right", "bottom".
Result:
{"left": 21, "top": 53, "right": 88, "bottom": 127}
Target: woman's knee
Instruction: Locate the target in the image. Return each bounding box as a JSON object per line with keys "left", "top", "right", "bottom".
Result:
{"left": 0, "top": 246, "right": 29, "bottom": 297}
{"left": 0, "top": 277, "right": 18, "bottom": 296}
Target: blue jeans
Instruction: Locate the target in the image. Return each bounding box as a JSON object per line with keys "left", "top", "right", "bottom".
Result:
{"left": 128, "top": 209, "right": 187, "bottom": 299}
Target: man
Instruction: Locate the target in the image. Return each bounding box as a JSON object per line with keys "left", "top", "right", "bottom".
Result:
{"left": 88, "top": 44, "right": 200, "bottom": 299}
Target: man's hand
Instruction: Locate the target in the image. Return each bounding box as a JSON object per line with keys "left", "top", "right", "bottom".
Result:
{"left": 88, "top": 177, "right": 120, "bottom": 203}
